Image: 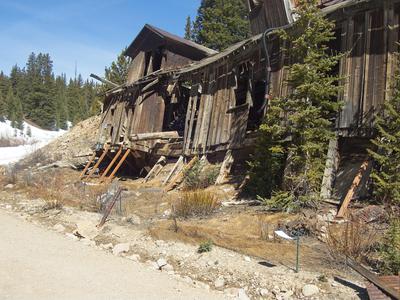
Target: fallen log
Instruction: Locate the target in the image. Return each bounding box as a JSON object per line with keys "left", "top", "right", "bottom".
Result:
{"left": 130, "top": 131, "right": 179, "bottom": 141}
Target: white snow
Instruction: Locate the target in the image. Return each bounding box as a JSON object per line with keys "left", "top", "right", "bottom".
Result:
{"left": 0, "top": 120, "right": 67, "bottom": 165}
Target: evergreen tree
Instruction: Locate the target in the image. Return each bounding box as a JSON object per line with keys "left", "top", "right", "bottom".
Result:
{"left": 368, "top": 69, "right": 400, "bottom": 206}
{"left": 184, "top": 16, "right": 192, "bottom": 40}
{"left": 192, "top": 0, "right": 250, "bottom": 51}
{"left": 104, "top": 48, "right": 130, "bottom": 85}
{"left": 247, "top": 0, "right": 342, "bottom": 211}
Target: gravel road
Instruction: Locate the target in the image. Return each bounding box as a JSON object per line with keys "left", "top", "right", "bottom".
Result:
{"left": 0, "top": 210, "right": 226, "bottom": 300}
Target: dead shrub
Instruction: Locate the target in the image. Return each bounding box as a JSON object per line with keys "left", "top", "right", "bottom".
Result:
{"left": 327, "top": 216, "right": 380, "bottom": 260}
{"left": 4, "top": 164, "right": 20, "bottom": 185}
{"left": 172, "top": 190, "right": 219, "bottom": 218}
{"left": 0, "top": 137, "right": 26, "bottom": 147}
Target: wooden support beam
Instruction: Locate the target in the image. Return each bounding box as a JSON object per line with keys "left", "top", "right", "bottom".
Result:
{"left": 165, "top": 156, "right": 199, "bottom": 192}
{"left": 79, "top": 152, "right": 97, "bottom": 179}
{"left": 144, "top": 156, "right": 166, "bottom": 182}
{"left": 105, "top": 149, "right": 131, "bottom": 183}
{"left": 130, "top": 131, "right": 179, "bottom": 141}
{"left": 100, "top": 147, "right": 123, "bottom": 182}
{"left": 163, "top": 156, "right": 184, "bottom": 185}
{"left": 215, "top": 150, "right": 234, "bottom": 185}
{"left": 337, "top": 160, "right": 369, "bottom": 218}
{"left": 85, "top": 145, "right": 110, "bottom": 179}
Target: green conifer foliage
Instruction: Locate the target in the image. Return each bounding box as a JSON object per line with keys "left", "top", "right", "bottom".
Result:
{"left": 368, "top": 70, "right": 400, "bottom": 206}
{"left": 192, "top": 0, "right": 250, "bottom": 51}
{"left": 248, "top": 0, "right": 342, "bottom": 211}
{"left": 184, "top": 16, "right": 192, "bottom": 40}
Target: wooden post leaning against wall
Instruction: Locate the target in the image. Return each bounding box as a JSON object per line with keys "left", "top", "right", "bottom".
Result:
{"left": 100, "top": 146, "right": 123, "bottom": 182}
{"left": 80, "top": 152, "right": 97, "bottom": 179}
{"left": 105, "top": 149, "right": 132, "bottom": 183}
{"left": 85, "top": 145, "right": 110, "bottom": 179}
{"left": 215, "top": 150, "right": 235, "bottom": 185}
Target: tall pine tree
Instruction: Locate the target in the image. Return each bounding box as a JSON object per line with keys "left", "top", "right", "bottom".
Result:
{"left": 247, "top": 0, "right": 342, "bottom": 211}
{"left": 368, "top": 69, "right": 400, "bottom": 206}
{"left": 192, "top": 0, "right": 250, "bottom": 51}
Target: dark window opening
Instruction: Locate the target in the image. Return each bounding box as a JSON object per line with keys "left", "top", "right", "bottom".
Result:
{"left": 234, "top": 76, "right": 248, "bottom": 106}
{"left": 247, "top": 81, "right": 266, "bottom": 131}
{"left": 152, "top": 48, "right": 164, "bottom": 72}
{"left": 143, "top": 51, "right": 152, "bottom": 76}
{"left": 162, "top": 87, "right": 190, "bottom": 136}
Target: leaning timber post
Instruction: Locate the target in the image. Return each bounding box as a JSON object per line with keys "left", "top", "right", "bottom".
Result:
{"left": 320, "top": 138, "right": 339, "bottom": 200}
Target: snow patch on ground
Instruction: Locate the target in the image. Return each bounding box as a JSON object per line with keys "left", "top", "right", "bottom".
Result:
{"left": 0, "top": 120, "right": 67, "bottom": 165}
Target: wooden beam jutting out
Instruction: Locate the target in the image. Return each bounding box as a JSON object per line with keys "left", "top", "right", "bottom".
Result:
{"left": 79, "top": 152, "right": 97, "bottom": 179}
{"left": 84, "top": 145, "right": 110, "bottom": 179}
{"left": 337, "top": 160, "right": 369, "bottom": 218}
{"left": 130, "top": 131, "right": 179, "bottom": 141}
{"left": 100, "top": 146, "right": 123, "bottom": 182}
{"left": 105, "top": 149, "right": 132, "bottom": 183}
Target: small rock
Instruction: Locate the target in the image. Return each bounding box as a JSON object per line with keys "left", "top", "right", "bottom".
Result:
{"left": 282, "top": 290, "right": 294, "bottom": 300}
{"left": 126, "top": 214, "right": 141, "bottom": 225}
{"left": 155, "top": 240, "right": 166, "bottom": 247}
{"left": 100, "top": 243, "right": 113, "bottom": 250}
{"left": 112, "top": 243, "right": 130, "bottom": 256}
{"left": 162, "top": 264, "right": 174, "bottom": 272}
{"left": 238, "top": 288, "right": 250, "bottom": 300}
{"left": 302, "top": 284, "right": 319, "bottom": 297}
{"left": 82, "top": 239, "right": 96, "bottom": 246}
{"left": 259, "top": 288, "right": 269, "bottom": 297}
{"left": 214, "top": 277, "right": 225, "bottom": 289}
{"left": 127, "top": 254, "right": 140, "bottom": 262}
{"left": 5, "top": 205, "right": 12, "bottom": 210}
{"left": 224, "top": 288, "right": 239, "bottom": 297}
{"left": 182, "top": 276, "right": 193, "bottom": 285}
{"left": 5, "top": 184, "right": 14, "bottom": 189}
{"left": 244, "top": 256, "right": 251, "bottom": 262}
{"left": 157, "top": 258, "right": 168, "bottom": 269}
{"left": 53, "top": 224, "right": 65, "bottom": 232}
{"left": 65, "top": 233, "right": 79, "bottom": 241}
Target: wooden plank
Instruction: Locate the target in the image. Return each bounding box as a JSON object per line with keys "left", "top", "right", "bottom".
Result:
{"left": 215, "top": 150, "right": 234, "bottom": 185}
{"left": 105, "top": 149, "right": 132, "bottom": 183}
{"left": 347, "top": 258, "right": 399, "bottom": 300}
{"left": 337, "top": 160, "right": 369, "bottom": 218}
{"left": 164, "top": 156, "right": 199, "bottom": 192}
{"left": 144, "top": 156, "right": 166, "bottom": 182}
{"left": 130, "top": 131, "right": 179, "bottom": 141}
{"left": 85, "top": 145, "right": 110, "bottom": 179}
{"left": 163, "top": 155, "right": 184, "bottom": 185}
{"left": 100, "top": 146, "right": 123, "bottom": 182}
{"left": 184, "top": 84, "right": 199, "bottom": 155}
{"left": 79, "top": 152, "right": 97, "bottom": 179}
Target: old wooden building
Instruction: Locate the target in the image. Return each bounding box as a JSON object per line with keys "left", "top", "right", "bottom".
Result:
{"left": 82, "top": 0, "right": 400, "bottom": 193}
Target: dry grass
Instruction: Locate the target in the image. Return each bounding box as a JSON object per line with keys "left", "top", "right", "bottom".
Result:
{"left": 327, "top": 215, "right": 380, "bottom": 260}
{"left": 172, "top": 190, "right": 219, "bottom": 218}
{"left": 24, "top": 169, "right": 109, "bottom": 212}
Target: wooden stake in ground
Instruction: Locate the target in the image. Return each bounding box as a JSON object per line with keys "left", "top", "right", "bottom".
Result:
{"left": 337, "top": 160, "right": 369, "bottom": 218}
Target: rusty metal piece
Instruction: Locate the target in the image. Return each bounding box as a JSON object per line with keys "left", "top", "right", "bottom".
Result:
{"left": 97, "top": 187, "right": 122, "bottom": 228}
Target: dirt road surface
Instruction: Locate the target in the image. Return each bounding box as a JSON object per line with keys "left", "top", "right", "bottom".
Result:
{"left": 0, "top": 210, "right": 226, "bottom": 300}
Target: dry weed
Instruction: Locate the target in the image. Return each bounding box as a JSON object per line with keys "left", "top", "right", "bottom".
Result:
{"left": 327, "top": 215, "right": 380, "bottom": 260}
{"left": 172, "top": 190, "right": 219, "bottom": 218}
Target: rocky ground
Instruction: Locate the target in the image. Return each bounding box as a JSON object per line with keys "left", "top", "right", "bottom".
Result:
{"left": 0, "top": 186, "right": 367, "bottom": 300}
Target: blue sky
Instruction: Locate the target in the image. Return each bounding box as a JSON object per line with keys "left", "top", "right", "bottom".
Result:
{"left": 0, "top": 0, "right": 200, "bottom": 80}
